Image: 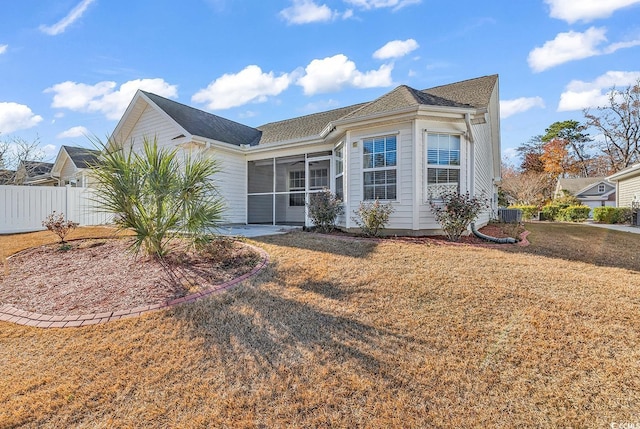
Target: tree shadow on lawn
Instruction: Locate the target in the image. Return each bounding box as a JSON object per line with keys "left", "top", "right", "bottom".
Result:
{"left": 253, "top": 231, "right": 378, "bottom": 258}
{"left": 504, "top": 222, "right": 640, "bottom": 272}
{"left": 168, "top": 280, "right": 428, "bottom": 385}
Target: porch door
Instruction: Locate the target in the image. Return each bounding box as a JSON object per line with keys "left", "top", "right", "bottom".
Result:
{"left": 305, "top": 155, "right": 332, "bottom": 227}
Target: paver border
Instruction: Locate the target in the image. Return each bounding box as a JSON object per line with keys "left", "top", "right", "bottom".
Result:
{"left": 0, "top": 243, "right": 269, "bottom": 329}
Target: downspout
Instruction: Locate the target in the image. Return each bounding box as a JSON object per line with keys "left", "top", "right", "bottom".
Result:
{"left": 464, "top": 113, "right": 475, "bottom": 196}
{"left": 470, "top": 222, "right": 517, "bottom": 244}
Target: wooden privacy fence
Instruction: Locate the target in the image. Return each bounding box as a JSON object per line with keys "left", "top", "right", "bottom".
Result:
{"left": 0, "top": 185, "right": 113, "bottom": 234}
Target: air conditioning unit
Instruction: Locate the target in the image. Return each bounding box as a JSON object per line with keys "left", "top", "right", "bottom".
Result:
{"left": 498, "top": 208, "right": 522, "bottom": 223}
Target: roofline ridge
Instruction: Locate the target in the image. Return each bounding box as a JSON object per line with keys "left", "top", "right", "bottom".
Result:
{"left": 421, "top": 74, "right": 498, "bottom": 92}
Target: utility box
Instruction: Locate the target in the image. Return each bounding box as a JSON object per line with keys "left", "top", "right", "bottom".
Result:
{"left": 498, "top": 208, "right": 522, "bottom": 223}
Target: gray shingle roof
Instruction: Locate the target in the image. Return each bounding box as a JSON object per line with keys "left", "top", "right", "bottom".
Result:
{"left": 142, "top": 75, "right": 497, "bottom": 148}
{"left": 142, "top": 91, "right": 262, "bottom": 146}
{"left": 256, "top": 103, "right": 367, "bottom": 145}
{"left": 557, "top": 177, "right": 608, "bottom": 195}
{"left": 62, "top": 146, "right": 101, "bottom": 169}
{"left": 22, "top": 161, "right": 54, "bottom": 176}
{"left": 422, "top": 75, "right": 498, "bottom": 109}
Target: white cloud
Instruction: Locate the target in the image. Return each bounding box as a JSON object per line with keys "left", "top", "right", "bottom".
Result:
{"left": 0, "top": 44, "right": 7, "bottom": 55}
{"left": 192, "top": 65, "right": 291, "bottom": 110}
{"left": 40, "top": 0, "right": 96, "bottom": 35}
{"left": 0, "top": 102, "right": 43, "bottom": 134}
{"left": 45, "top": 78, "right": 178, "bottom": 120}
{"left": 500, "top": 97, "right": 545, "bottom": 119}
{"left": 279, "top": 0, "right": 336, "bottom": 24}
{"left": 344, "top": 0, "right": 421, "bottom": 11}
{"left": 528, "top": 27, "right": 640, "bottom": 72}
{"left": 57, "top": 126, "right": 89, "bottom": 139}
{"left": 545, "top": 0, "right": 640, "bottom": 23}
{"left": 297, "top": 54, "right": 393, "bottom": 95}
{"left": 557, "top": 70, "right": 640, "bottom": 111}
{"left": 373, "top": 39, "right": 419, "bottom": 60}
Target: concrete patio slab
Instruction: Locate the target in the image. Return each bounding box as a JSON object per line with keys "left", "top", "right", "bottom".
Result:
{"left": 214, "top": 225, "right": 300, "bottom": 238}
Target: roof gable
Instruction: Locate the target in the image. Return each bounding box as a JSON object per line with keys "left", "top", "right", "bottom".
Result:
{"left": 422, "top": 75, "right": 498, "bottom": 109}
{"left": 141, "top": 91, "right": 262, "bottom": 146}
{"left": 62, "top": 146, "right": 100, "bottom": 169}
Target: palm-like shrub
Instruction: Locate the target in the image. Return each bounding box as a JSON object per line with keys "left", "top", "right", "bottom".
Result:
{"left": 90, "top": 137, "right": 225, "bottom": 258}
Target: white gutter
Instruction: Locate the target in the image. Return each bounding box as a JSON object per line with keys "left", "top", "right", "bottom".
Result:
{"left": 465, "top": 113, "right": 475, "bottom": 196}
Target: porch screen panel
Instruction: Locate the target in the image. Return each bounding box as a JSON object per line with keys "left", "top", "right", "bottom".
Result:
{"left": 248, "top": 160, "right": 274, "bottom": 194}
{"left": 247, "top": 195, "right": 273, "bottom": 224}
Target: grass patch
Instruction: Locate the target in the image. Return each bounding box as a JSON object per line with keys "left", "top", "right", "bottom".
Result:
{"left": 1, "top": 226, "right": 639, "bottom": 427}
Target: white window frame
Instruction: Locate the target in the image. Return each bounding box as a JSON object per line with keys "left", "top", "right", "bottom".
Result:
{"left": 334, "top": 143, "right": 344, "bottom": 201}
{"left": 362, "top": 134, "right": 398, "bottom": 201}
{"left": 598, "top": 183, "right": 605, "bottom": 193}
{"left": 424, "top": 132, "right": 462, "bottom": 201}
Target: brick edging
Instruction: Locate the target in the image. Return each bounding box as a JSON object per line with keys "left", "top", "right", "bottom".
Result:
{"left": 0, "top": 243, "right": 269, "bottom": 329}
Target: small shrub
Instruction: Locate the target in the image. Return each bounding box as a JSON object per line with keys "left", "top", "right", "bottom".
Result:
{"left": 508, "top": 205, "right": 538, "bottom": 220}
{"left": 540, "top": 204, "right": 561, "bottom": 221}
{"left": 352, "top": 199, "right": 394, "bottom": 237}
{"left": 307, "top": 188, "right": 344, "bottom": 233}
{"left": 593, "top": 206, "right": 632, "bottom": 224}
{"left": 429, "top": 191, "right": 488, "bottom": 242}
{"left": 42, "top": 212, "right": 79, "bottom": 243}
{"left": 557, "top": 205, "right": 591, "bottom": 222}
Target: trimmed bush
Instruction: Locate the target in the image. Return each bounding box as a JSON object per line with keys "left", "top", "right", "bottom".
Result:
{"left": 557, "top": 205, "right": 591, "bottom": 222}
{"left": 352, "top": 199, "right": 395, "bottom": 237}
{"left": 540, "top": 204, "right": 561, "bottom": 221}
{"left": 508, "top": 205, "right": 538, "bottom": 220}
{"left": 307, "top": 188, "right": 344, "bottom": 233}
{"left": 429, "top": 191, "right": 488, "bottom": 242}
{"left": 593, "top": 206, "right": 633, "bottom": 224}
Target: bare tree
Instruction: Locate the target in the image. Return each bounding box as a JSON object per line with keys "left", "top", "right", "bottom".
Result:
{"left": 584, "top": 80, "right": 640, "bottom": 171}
{"left": 500, "top": 164, "right": 553, "bottom": 206}
{"left": 0, "top": 135, "right": 47, "bottom": 184}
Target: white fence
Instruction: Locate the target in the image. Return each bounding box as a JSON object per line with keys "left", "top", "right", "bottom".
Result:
{"left": 0, "top": 185, "right": 113, "bottom": 234}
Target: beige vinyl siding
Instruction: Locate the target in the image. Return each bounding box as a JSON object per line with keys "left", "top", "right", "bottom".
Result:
{"left": 59, "top": 157, "right": 76, "bottom": 183}
{"left": 471, "top": 120, "right": 494, "bottom": 227}
{"left": 211, "top": 148, "right": 246, "bottom": 224}
{"left": 417, "top": 118, "right": 468, "bottom": 230}
{"left": 123, "top": 105, "right": 184, "bottom": 152}
{"left": 346, "top": 122, "right": 414, "bottom": 231}
{"left": 618, "top": 175, "right": 640, "bottom": 207}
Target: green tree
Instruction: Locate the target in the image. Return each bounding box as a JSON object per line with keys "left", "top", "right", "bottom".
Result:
{"left": 541, "top": 120, "right": 592, "bottom": 177}
{"left": 90, "top": 137, "right": 225, "bottom": 258}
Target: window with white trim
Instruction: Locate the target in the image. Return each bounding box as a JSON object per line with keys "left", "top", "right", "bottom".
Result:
{"left": 363, "top": 135, "right": 397, "bottom": 200}
{"left": 426, "top": 133, "right": 461, "bottom": 200}
{"left": 288, "top": 168, "right": 329, "bottom": 206}
{"left": 289, "top": 170, "right": 305, "bottom": 206}
{"left": 335, "top": 144, "right": 344, "bottom": 200}
{"left": 598, "top": 184, "right": 605, "bottom": 193}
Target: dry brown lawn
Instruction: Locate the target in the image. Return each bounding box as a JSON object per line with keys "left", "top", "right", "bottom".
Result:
{"left": 1, "top": 223, "right": 640, "bottom": 427}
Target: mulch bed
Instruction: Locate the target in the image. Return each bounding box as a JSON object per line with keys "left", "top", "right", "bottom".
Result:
{"left": 0, "top": 237, "right": 261, "bottom": 315}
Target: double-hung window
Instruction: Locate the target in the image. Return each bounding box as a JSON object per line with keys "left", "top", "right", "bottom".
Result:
{"left": 363, "top": 135, "right": 397, "bottom": 200}
{"left": 426, "top": 133, "right": 460, "bottom": 200}
{"left": 289, "top": 170, "right": 305, "bottom": 206}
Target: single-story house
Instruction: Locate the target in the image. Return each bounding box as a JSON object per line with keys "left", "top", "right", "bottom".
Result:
{"left": 607, "top": 163, "right": 640, "bottom": 220}
{"left": 51, "top": 145, "right": 101, "bottom": 187}
{"left": 554, "top": 177, "right": 616, "bottom": 216}
{"left": 111, "top": 74, "right": 501, "bottom": 235}
{"left": 14, "top": 161, "right": 56, "bottom": 186}
{"left": 0, "top": 169, "right": 15, "bottom": 185}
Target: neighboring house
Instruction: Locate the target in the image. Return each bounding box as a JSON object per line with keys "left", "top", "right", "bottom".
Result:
{"left": 111, "top": 75, "right": 501, "bottom": 235}
{"left": 554, "top": 177, "right": 616, "bottom": 216}
{"left": 51, "top": 145, "right": 101, "bottom": 187}
{"left": 607, "top": 163, "right": 640, "bottom": 223}
{"left": 0, "top": 169, "right": 15, "bottom": 185}
{"left": 14, "top": 161, "right": 56, "bottom": 186}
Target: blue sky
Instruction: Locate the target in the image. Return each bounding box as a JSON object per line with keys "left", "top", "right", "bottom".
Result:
{"left": 1, "top": 0, "right": 639, "bottom": 165}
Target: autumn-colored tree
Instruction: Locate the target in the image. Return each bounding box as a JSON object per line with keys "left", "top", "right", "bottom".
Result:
{"left": 541, "top": 120, "right": 592, "bottom": 177}
{"left": 516, "top": 136, "right": 545, "bottom": 173}
{"left": 584, "top": 80, "right": 640, "bottom": 171}
{"left": 540, "top": 138, "right": 574, "bottom": 177}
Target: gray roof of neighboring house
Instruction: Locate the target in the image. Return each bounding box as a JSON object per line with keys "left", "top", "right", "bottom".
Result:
{"left": 22, "top": 161, "right": 54, "bottom": 177}
{"left": 63, "top": 145, "right": 101, "bottom": 169}
{"left": 142, "top": 91, "right": 263, "bottom": 146}
{"left": 557, "top": 177, "right": 609, "bottom": 195}
{"left": 143, "top": 75, "right": 497, "bottom": 147}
